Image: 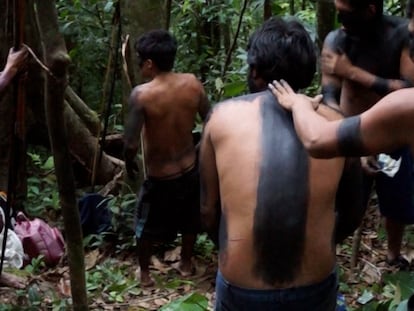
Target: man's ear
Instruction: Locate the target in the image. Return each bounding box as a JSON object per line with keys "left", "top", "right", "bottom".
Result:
{"left": 250, "top": 67, "right": 258, "bottom": 79}
{"left": 147, "top": 59, "right": 154, "bottom": 69}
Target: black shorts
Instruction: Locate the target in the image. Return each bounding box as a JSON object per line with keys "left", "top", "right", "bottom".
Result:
{"left": 363, "top": 148, "right": 414, "bottom": 224}
{"left": 134, "top": 165, "right": 200, "bottom": 241}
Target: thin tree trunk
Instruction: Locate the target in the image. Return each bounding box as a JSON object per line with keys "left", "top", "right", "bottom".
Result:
{"left": 34, "top": 0, "right": 88, "bottom": 309}
{"left": 264, "top": 0, "right": 272, "bottom": 20}
{"left": 316, "top": 0, "right": 336, "bottom": 50}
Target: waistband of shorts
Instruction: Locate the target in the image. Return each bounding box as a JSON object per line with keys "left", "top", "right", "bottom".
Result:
{"left": 216, "top": 268, "right": 337, "bottom": 301}
{"left": 147, "top": 162, "right": 197, "bottom": 181}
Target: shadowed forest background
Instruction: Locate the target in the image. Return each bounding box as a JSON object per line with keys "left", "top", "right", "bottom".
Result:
{"left": 0, "top": 0, "right": 413, "bottom": 310}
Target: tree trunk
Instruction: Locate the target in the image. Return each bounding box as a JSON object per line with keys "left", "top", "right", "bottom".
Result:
{"left": 316, "top": 0, "right": 336, "bottom": 50}
{"left": 34, "top": 0, "right": 88, "bottom": 309}
{"left": 64, "top": 101, "right": 121, "bottom": 186}
{"left": 65, "top": 86, "right": 101, "bottom": 136}
{"left": 264, "top": 0, "right": 272, "bottom": 20}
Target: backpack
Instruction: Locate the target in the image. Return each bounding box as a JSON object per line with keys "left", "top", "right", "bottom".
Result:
{"left": 14, "top": 212, "right": 65, "bottom": 267}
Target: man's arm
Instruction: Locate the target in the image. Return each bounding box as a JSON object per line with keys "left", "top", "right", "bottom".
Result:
{"left": 199, "top": 114, "right": 220, "bottom": 245}
{"left": 269, "top": 80, "right": 414, "bottom": 158}
{"left": 0, "top": 47, "right": 28, "bottom": 97}
{"left": 321, "top": 32, "right": 343, "bottom": 108}
{"left": 335, "top": 157, "right": 365, "bottom": 243}
{"left": 123, "top": 87, "right": 145, "bottom": 179}
{"left": 321, "top": 48, "right": 414, "bottom": 96}
{"left": 198, "top": 85, "right": 210, "bottom": 122}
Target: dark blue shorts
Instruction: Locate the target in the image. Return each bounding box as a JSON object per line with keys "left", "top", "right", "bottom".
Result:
{"left": 375, "top": 148, "right": 414, "bottom": 224}
{"left": 134, "top": 165, "right": 200, "bottom": 241}
{"left": 214, "top": 270, "right": 338, "bottom": 311}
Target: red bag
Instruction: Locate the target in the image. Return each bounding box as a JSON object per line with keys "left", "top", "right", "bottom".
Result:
{"left": 14, "top": 212, "right": 65, "bottom": 267}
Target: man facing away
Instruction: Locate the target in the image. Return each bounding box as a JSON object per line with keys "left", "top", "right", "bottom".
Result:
{"left": 322, "top": 0, "right": 414, "bottom": 268}
{"left": 123, "top": 30, "right": 209, "bottom": 287}
{"left": 199, "top": 17, "right": 362, "bottom": 311}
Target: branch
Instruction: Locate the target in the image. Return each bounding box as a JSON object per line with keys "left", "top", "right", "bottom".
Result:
{"left": 221, "top": 0, "right": 249, "bottom": 78}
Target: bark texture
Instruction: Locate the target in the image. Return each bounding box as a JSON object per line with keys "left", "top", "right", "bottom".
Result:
{"left": 34, "top": 0, "right": 88, "bottom": 309}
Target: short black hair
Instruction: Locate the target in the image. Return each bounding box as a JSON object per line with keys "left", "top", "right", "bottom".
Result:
{"left": 407, "top": 0, "right": 414, "bottom": 18}
{"left": 247, "top": 17, "right": 316, "bottom": 91}
{"left": 135, "top": 29, "right": 177, "bottom": 72}
{"left": 348, "top": 0, "right": 383, "bottom": 16}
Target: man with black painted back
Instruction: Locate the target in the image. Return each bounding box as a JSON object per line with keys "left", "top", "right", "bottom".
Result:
{"left": 199, "top": 17, "right": 363, "bottom": 311}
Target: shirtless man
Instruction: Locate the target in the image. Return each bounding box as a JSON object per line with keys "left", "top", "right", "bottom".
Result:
{"left": 322, "top": 0, "right": 414, "bottom": 268}
{"left": 269, "top": 0, "right": 414, "bottom": 162}
{"left": 123, "top": 30, "right": 209, "bottom": 286}
{"left": 200, "top": 17, "right": 362, "bottom": 310}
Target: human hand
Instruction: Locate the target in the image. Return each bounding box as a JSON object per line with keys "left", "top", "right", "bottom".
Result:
{"left": 5, "top": 46, "right": 28, "bottom": 74}
{"left": 269, "top": 80, "right": 322, "bottom": 111}
{"left": 360, "top": 156, "right": 380, "bottom": 175}
{"left": 125, "top": 159, "right": 139, "bottom": 180}
{"left": 321, "top": 50, "right": 352, "bottom": 78}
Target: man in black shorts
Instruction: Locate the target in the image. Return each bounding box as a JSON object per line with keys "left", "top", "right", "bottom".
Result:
{"left": 123, "top": 30, "right": 209, "bottom": 286}
{"left": 321, "top": 0, "right": 414, "bottom": 268}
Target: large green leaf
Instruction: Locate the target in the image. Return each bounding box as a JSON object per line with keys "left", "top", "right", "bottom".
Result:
{"left": 159, "top": 292, "right": 208, "bottom": 311}
{"left": 383, "top": 271, "right": 414, "bottom": 299}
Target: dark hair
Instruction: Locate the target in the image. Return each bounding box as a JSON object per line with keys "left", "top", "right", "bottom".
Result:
{"left": 247, "top": 17, "right": 316, "bottom": 91}
{"left": 135, "top": 29, "right": 177, "bottom": 72}
{"left": 407, "top": 0, "right": 414, "bottom": 18}
{"left": 348, "top": 0, "right": 383, "bottom": 16}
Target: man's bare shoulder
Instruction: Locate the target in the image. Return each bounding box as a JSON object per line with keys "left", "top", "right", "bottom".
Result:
{"left": 206, "top": 93, "right": 261, "bottom": 123}
{"left": 129, "top": 84, "right": 151, "bottom": 108}
{"left": 323, "top": 29, "right": 344, "bottom": 51}
{"left": 176, "top": 72, "right": 204, "bottom": 90}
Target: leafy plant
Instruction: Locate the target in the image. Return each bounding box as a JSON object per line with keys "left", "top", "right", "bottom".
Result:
{"left": 85, "top": 258, "right": 140, "bottom": 303}
{"left": 24, "top": 255, "right": 46, "bottom": 275}
{"left": 159, "top": 292, "right": 209, "bottom": 311}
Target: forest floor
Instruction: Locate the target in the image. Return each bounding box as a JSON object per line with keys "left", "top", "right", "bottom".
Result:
{"left": 0, "top": 200, "right": 413, "bottom": 310}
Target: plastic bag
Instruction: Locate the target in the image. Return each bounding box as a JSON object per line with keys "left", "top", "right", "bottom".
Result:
{"left": 0, "top": 208, "right": 24, "bottom": 269}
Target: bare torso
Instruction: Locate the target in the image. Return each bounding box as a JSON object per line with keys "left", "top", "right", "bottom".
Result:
{"left": 327, "top": 16, "right": 407, "bottom": 116}
{"left": 134, "top": 72, "right": 205, "bottom": 177}
{"left": 209, "top": 91, "right": 344, "bottom": 289}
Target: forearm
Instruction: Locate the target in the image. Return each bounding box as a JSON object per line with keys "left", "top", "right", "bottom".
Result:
{"left": 291, "top": 102, "right": 340, "bottom": 158}
{"left": 0, "top": 68, "right": 16, "bottom": 96}
{"left": 346, "top": 66, "right": 412, "bottom": 96}
{"left": 201, "top": 204, "right": 220, "bottom": 246}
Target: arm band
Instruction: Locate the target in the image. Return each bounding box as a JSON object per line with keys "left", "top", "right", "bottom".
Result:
{"left": 337, "top": 116, "right": 366, "bottom": 156}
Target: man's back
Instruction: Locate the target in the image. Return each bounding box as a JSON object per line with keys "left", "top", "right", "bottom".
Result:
{"left": 134, "top": 72, "right": 206, "bottom": 177}
{"left": 202, "top": 91, "right": 344, "bottom": 289}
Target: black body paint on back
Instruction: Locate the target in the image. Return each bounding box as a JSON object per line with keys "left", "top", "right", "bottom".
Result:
{"left": 337, "top": 116, "right": 365, "bottom": 156}
{"left": 253, "top": 92, "right": 309, "bottom": 284}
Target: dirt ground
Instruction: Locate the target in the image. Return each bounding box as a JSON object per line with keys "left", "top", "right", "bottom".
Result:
{"left": 0, "top": 202, "right": 413, "bottom": 310}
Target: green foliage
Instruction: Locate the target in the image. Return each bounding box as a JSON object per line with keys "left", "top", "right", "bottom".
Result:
{"left": 26, "top": 147, "right": 60, "bottom": 218}
{"left": 85, "top": 259, "right": 140, "bottom": 302}
{"left": 352, "top": 272, "right": 414, "bottom": 311}
{"left": 159, "top": 292, "right": 209, "bottom": 311}
{"left": 56, "top": 0, "right": 118, "bottom": 112}
{"left": 194, "top": 233, "right": 216, "bottom": 260}
{"left": 24, "top": 256, "right": 46, "bottom": 275}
